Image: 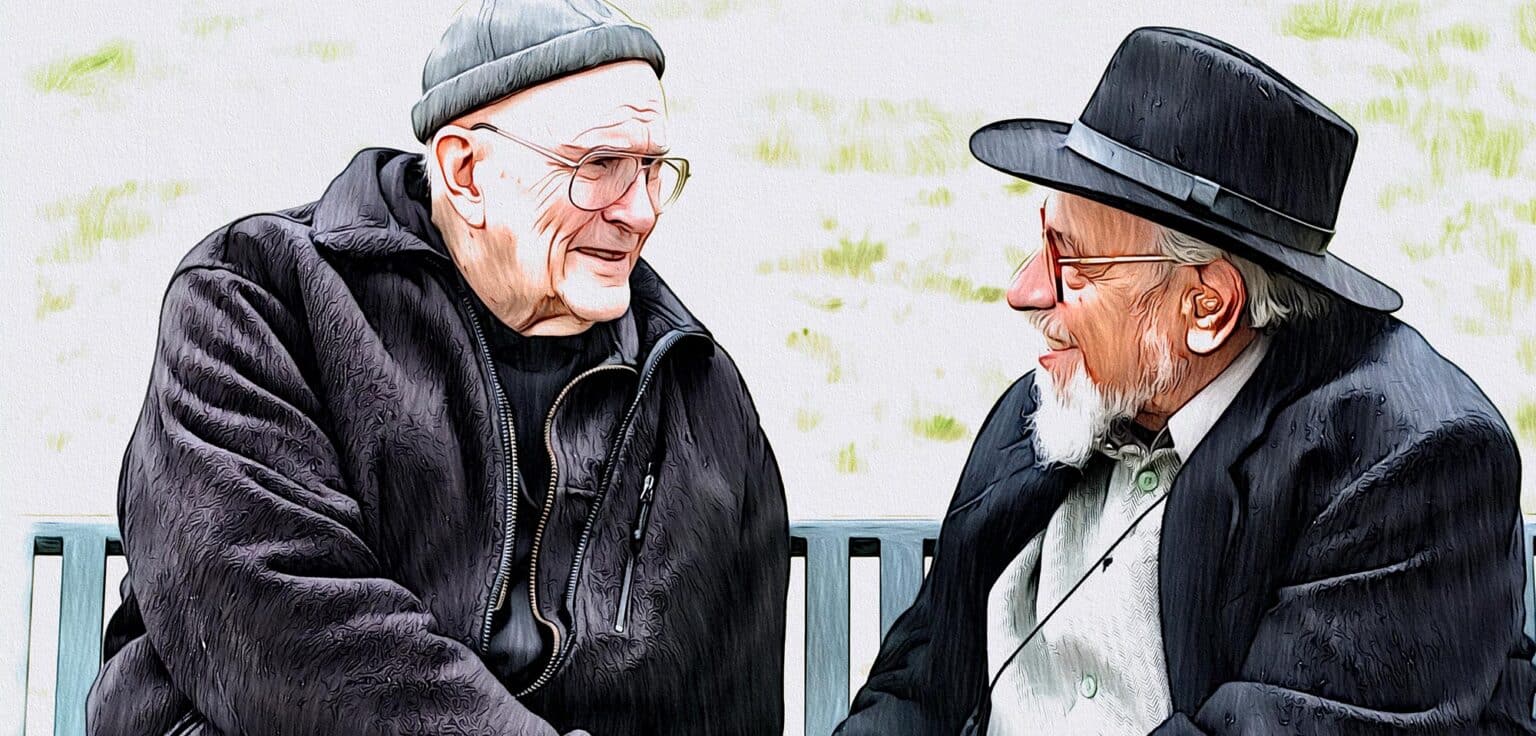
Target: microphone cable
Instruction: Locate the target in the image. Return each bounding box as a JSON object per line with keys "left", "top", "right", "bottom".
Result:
{"left": 961, "top": 487, "right": 1173, "bottom": 735}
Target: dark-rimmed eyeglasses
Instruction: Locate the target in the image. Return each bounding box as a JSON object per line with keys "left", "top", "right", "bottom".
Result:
{"left": 470, "top": 123, "right": 691, "bottom": 213}
{"left": 1019, "top": 205, "right": 1179, "bottom": 303}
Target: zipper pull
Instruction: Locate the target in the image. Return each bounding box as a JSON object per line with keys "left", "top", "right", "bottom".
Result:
{"left": 631, "top": 463, "right": 656, "bottom": 551}
{"left": 615, "top": 463, "right": 657, "bottom": 633}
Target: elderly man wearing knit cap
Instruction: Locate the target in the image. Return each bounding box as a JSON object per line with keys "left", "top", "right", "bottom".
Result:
{"left": 87, "top": 2, "right": 788, "bottom": 734}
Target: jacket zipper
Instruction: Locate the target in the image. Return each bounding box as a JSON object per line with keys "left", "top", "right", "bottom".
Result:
{"left": 456, "top": 294, "right": 521, "bottom": 654}
{"left": 517, "top": 331, "right": 699, "bottom": 695}
{"left": 613, "top": 463, "right": 657, "bottom": 633}
{"left": 520, "top": 362, "right": 634, "bottom": 692}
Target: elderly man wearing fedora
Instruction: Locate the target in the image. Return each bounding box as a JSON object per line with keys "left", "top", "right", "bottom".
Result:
{"left": 86, "top": 1, "right": 788, "bottom": 734}
{"left": 837, "top": 27, "right": 1534, "bottom": 736}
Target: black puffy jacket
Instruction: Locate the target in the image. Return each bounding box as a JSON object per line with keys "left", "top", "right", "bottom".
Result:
{"left": 88, "top": 149, "right": 789, "bottom": 736}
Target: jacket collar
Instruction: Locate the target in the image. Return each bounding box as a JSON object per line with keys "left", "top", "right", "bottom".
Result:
{"left": 310, "top": 148, "right": 446, "bottom": 259}
{"left": 310, "top": 148, "right": 713, "bottom": 354}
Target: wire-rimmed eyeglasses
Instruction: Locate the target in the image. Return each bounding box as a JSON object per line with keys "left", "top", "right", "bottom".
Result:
{"left": 470, "top": 122, "right": 690, "bottom": 213}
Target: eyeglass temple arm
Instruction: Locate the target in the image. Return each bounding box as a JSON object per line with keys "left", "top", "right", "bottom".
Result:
{"left": 1058, "top": 255, "right": 1181, "bottom": 265}
{"left": 468, "top": 123, "right": 582, "bottom": 167}
{"left": 470, "top": 123, "right": 689, "bottom": 171}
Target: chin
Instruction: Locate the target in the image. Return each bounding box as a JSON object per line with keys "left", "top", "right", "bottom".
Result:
{"left": 1030, "top": 357, "right": 1143, "bottom": 468}
{"left": 561, "top": 281, "right": 632, "bottom": 324}
{"left": 1040, "top": 350, "right": 1081, "bottom": 386}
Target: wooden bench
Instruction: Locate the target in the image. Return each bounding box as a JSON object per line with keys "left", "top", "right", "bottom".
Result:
{"left": 23, "top": 519, "right": 1535, "bottom": 736}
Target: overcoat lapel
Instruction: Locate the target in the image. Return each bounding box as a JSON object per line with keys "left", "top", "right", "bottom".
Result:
{"left": 1158, "top": 309, "right": 1379, "bottom": 712}
{"left": 960, "top": 397, "right": 1084, "bottom": 588}
{"left": 1155, "top": 318, "right": 1314, "bottom": 712}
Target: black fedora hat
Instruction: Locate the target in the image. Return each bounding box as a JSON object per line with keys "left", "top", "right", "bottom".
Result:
{"left": 971, "top": 27, "right": 1401, "bottom": 312}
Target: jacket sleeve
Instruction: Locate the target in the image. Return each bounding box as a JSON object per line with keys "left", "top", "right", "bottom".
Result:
{"left": 1153, "top": 417, "right": 1535, "bottom": 735}
{"left": 689, "top": 349, "right": 789, "bottom": 735}
{"left": 836, "top": 383, "right": 1035, "bottom": 736}
{"left": 117, "top": 266, "right": 565, "bottom": 735}
{"left": 725, "top": 423, "right": 791, "bottom": 734}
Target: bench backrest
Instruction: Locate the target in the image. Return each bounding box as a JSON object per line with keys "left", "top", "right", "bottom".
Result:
{"left": 23, "top": 519, "right": 1535, "bottom": 736}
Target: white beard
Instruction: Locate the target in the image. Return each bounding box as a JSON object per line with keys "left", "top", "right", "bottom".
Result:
{"left": 1029, "top": 324, "right": 1183, "bottom": 468}
{"left": 1030, "top": 361, "right": 1138, "bottom": 468}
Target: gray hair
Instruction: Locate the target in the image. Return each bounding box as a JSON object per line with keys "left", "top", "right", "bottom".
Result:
{"left": 423, "top": 134, "right": 451, "bottom": 199}
{"left": 1154, "top": 226, "right": 1332, "bottom": 330}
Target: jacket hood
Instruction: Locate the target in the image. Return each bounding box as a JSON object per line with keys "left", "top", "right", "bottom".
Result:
{"left": 310, "top": 148, "right": 712, "bottom": 350}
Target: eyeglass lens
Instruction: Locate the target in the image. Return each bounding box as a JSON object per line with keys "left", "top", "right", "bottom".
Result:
{"left": 571, "top": 154, "right": 684, "bottom": 211}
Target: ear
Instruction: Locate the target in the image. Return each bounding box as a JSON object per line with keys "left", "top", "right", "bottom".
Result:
{"left": 430, "top": 128, "right": 486, "bottom": 228}
{"left": 1182, "top": 258, "right": 1247, "bottom": 355}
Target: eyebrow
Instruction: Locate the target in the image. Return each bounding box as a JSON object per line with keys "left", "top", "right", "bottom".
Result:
{"left": 1047, "top": 224, "right": 1084, "bottom": 257}
{"left": 1041, "top": 196, "right": 1078, "bottom": 256}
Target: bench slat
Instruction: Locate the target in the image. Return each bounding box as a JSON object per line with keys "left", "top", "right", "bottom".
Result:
{"left": 55, "top": 530, "right": 107, "bottom": 736}
{"left": 805, "top": 535, "right": 851, "bottom": 736}
{"left": 1526, "top": 523, "right": 1536, "bottom": 646}
{"left": 879, "top": 539, "right": 923, "bottom": 638}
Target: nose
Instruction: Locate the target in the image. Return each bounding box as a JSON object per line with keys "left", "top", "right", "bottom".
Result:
{"left": 601, "top": 169, "right": 658, "bottom": 233}
{"left": 1008, "top": 253, "right": 1057, "bottom": 311}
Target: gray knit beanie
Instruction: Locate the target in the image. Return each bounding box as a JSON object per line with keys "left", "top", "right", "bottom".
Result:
{"left": 412, "top": 0, "right": 665, "bottom": 143}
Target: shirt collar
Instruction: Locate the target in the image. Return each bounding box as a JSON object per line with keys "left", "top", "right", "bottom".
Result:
{"left": 1165, "top": 333, "right": 1272, "bottom": 462}
{"left": 1100, "top": 419, "right": 1174, "bottom": 463}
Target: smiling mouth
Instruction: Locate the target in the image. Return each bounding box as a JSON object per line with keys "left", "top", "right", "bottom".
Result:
{"left": 573, "top": 247, "right": 630, "bottom": 263}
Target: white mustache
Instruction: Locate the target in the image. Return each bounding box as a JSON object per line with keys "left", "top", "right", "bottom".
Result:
{"left": 1027, "top": 313, "right": 1076, "bottom": 349}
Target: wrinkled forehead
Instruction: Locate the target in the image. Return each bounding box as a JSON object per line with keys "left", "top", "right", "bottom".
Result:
{"left": 1044, "top": 192, "right": 1160, "bottom": 256}
{"left": 482, "top": 60, "right": 667, "bottom": 152}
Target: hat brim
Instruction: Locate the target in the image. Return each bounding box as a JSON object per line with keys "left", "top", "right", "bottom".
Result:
{"left": 970, "top": 119, "right": 1402, "bottom": 312}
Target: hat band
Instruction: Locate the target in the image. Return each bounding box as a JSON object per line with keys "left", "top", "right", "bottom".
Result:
{"left": 1064, "top": 121, "right": 1333, "bottom": 255}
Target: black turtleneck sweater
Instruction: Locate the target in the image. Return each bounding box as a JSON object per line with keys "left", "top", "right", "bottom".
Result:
{"left": 479, "top": 303, "right": 616, "bottom": 687}
{"left": 401, "top": 160, "right": 619, "bottom": 686}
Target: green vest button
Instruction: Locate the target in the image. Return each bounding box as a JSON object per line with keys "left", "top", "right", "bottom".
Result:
{"left": 1136, "top": 469, "right": 1159, "bottom": 492}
